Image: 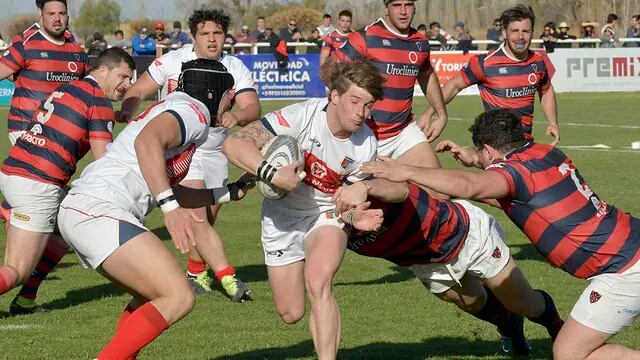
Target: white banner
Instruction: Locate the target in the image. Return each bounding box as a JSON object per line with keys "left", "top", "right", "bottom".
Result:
{"left": 549, "top": 48, "right": 640, "bottom": 92}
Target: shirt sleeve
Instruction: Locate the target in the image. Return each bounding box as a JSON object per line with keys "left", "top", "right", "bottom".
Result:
{"left": 231, "top": 59, "right": 256, "bottom": 95}
{"left": 260, "top": 102, "right": 307, "bottom": 138}
{"left": 87, "top": 99, "right": 115, "bottom": 141}
{"left": 460, "top": 55, "right": 485, "bottom": 86}
{"left": 346, "top": 135, "right": 377, "bottom": 183}
{"left": 539, "top": 51, "right": 556, "bottom": 93}
{"left": 335, "top": 30, "right": 366, "bottom": 62}
{"left": 146, "top": 52, "right": 173, "bottom": 86}
{"left": 165, "top": 100, "right": 210, "bottom": 146}
{"left": 419, "top": 44, "right": 431, "bottom": 72}
{"left": 485, "top": 161, "right": 533, "bottom": 202}
{"left": 0, "top": 40, "right": 26, "bottom": 73}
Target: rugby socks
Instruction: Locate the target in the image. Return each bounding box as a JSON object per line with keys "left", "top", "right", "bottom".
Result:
{"left": 98, "top": 302, "right": 168, "bottom": 360}
{"left": 16, "top": 238, "right": 68, "bottom": 302}
{"left": 528, "top": 290, "right": 564, "bottom": 340}
{"left": 472, "top": 286, "right": 522, "bottom": 339}
{"left": 214, "top": 264, "right": 236, "bottom": 281}
{"left": 0, "top": 266, "right": 17, "bottom": 295}
{"left": 186, "top": 258, "right": 207, "bottom": 277}
{"left": 116, "top": 304, "right": 139, "bottom": 360}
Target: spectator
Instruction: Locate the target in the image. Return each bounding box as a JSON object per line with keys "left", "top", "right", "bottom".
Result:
{"left": 416, "top": 24, "right": 427, "bottom": 36}
{"left": 601, "top": 13, "right": 619, "bottom": 37}
{"left": 454, "top": 21, "right": 476, "bottom": 54}
{"left": 580, "top": 21, "right": 598, "bottom": 48}
{"left": 170, "top": 21, "right": 191, "bottom": 48}
{"left": 132, "top": 27, "right": 156, "bottom": 55}
{"left": 428, "top": 22, "right": 446, "bottom": 51}
{"left": 279, "top": 17, "right": 302, "bottom": 53}
{"left": 600, "top": 25, "right": 619, "bottom": 47}
{"left": 235, "top": 25, "right": 256, "bottom": 54}
{"left": 486, "top": 18, "right": 502, "bottom": 50}
{"left": 625, "top": 14, "right": 640, "bottom": 47}
{"left": 109, "top": 29, "right": 131, "bottom": 51}
{"left": 252, "top": 16, "right": 266, "bottom": 40}
{"left": 317, "top": 13, "right": 335, "bottom": 37}
{"left": 151, "top": 22, "right": 171, "bottom": 46}
{"left": 307, "top": 28, "right": 323, "bottom": 54}
{"left": 540, "top": 23, "right": 558, "bottom": 52}
{"left": 225, "top": 32, "right": 236, "bottom": 48}
{"left": 87, "top": 32, "right": 107, "bottom": 56}
{"left": 556, "top": 22, "right": 576, "bottom": 48}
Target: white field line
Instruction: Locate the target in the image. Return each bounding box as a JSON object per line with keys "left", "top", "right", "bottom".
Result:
{"left": 448, "top": 117, "right": 640, "bottom": 129}
{"left": 0, "top": 324, "right": 43, "bottom": 330}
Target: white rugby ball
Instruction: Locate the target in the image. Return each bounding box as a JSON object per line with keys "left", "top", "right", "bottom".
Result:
{"left": 256, "top": 135, "right": 305, "bottom": 200}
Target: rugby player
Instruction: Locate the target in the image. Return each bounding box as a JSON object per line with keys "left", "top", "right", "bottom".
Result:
{"left": 364, "top": 109, "right": 640, "bottom": 360}
{"left": 319, "top": 10, "right": 353, "bottom": 66}
{"left": 423, "top": 5, "right": 560, "bottom": 144}
{"left": 0, "top": 0, "right": 90, "bottom": 314}
{"left": 120, "top": 9, "right": 260, "bottom": 301}
{"left": 0, "top": 48, "right": 134, "bottom": 313}
{"left": 222, "top": 61, "right": 390, "bottom": 360}
{"left": 56, "top": 59, "right": 264, "bottom": 359}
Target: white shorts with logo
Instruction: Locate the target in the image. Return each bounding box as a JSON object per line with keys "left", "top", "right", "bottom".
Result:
{"left": 376, "top": 121, "right": 427, "bottom": 159}
{"left": 0, "top": 172, "right": 65, "bottom": 232}
{"left": 8, "top": 131, "right": 25, "bottom": 146}
{"left": 261, "top": 200, "right": 345, "bottom": 267}
{"left": 57, "top": 193, "right": 147, "bottom": 269}
{"left": 410, "top": 200, "right": 511, "bottom": 294}
{"left": 182, "top": 148, "right": 229, "bottom": 187}
{"left": 570, "top": 259, "right": 640, "bottom": 334}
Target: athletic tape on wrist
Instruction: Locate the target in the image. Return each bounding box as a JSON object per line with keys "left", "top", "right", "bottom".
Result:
{"left": 160, "top": 199, "right": 180, "bottom": 213}
{"left": 256, "top": 160, "right": 277, "bottom": 184}
{"left": 156, "top": 188, "right": 174, "bottom": 203}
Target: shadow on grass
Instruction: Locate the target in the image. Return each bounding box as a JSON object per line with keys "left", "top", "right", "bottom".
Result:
{"left": 335, "top": 265, "right": 415, "bottom": 286}
{"left": 510, "top": 243, "right": 546, "bottom": 263}
{"left": 38, "top": 283, "right": 124, "bottom": 311}
{"left": 213, "top": 337, "right": 553, "bottom": 359}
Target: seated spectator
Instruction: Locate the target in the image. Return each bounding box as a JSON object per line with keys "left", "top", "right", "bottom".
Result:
{"left": 486, "top": 18, "right": 502, "bottom": 50}
{"left": 170, "top": 21, "right": 191, "bottom": 48}
{"left": 307, "top": 28, "right": 322, "bottom": 54}
{"left": 556, "top": 22, "right": 576, "bottom": 48}
{"left": 279, "top": 18, "right": 303, "bottom": 54}
{"left": 109, "top": 29, "right": 131, "bottom": 51}
{"left": 151, "top": 22, "right": 171, "bottom": 46}
{"left": 580, "top": 21, "right": 598, "bottom": 48}
{"left": 132, "top": 27, "right": 156, "bottom": 56}
{"left": 317, "top": 13, "right": 335, "bottom": 37}
{"left": 252, "top": 16, "right": 266, "bottom": 41}
{"left": 540, "top": 23, "right": 558, "bottom": 52}
{"left": 453, "top": 21, "right": 476, "bottom": 54}
{"left": 428, "top": 22, "right": 446, "bottom": 51}
{"left": 416, "top": 24, "right": 427, "bottom": 36}
{"left": 235, "top": 25, "right": 256, "bottom": 54}
{"left": 600, "top": 25, "right": 619, "bottom": 47}
{"left": 87, "top": 32, "right": 107, "bottom": 56}
{"left": 225, "top": 32, "right": 236, "bottom": 47}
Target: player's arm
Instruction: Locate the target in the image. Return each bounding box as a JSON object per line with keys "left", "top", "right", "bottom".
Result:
{"left": 319, "top": 46, "right": 331, "bottom": 66}
{"left": 416, "top": 67, "right": 448, "bottom": 141}
{"left": 172, "top": 172, "right": 254, "bottom": 208}
{"left": 539, "top": 84, "right": 559, "bottom": 145}
{"left": 119, "top": 72, "right": 162, "bottom": 123}
{"left": 89, "top": 139, "right": 110, "bottom": 160}
{"left": 0, "top": 62, "right": 16, "bottom": 81}
{"left": 333, "top": 178, "right": 409, "bottom": 214}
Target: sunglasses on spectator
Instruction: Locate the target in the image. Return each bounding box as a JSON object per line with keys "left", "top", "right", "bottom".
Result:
{"left": 289, "top": 23, "right": 296, "bottom": 26}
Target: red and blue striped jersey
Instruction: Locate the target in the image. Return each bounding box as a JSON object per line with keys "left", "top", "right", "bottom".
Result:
{"left": 336, "top": 18, "right": 431, "bottom": 140}
{"left": 11, "top": 23, "right": 75, "bottom": 43}
{"left": 348, "top": 183, "right": 469, "bottom": 266}
{"left": 322, "top": 30, "right": 351, "bottom": 53}
{"left": 1, "top": 28, "right": 88, "bottom": 134}
{"left": 460, "top": 45, "right": 555, "bottom": 139}
{"left": 1, "top": 77, "right": 114, "bottom": 187}
{"left": 488, "top": 142, "right": 640, "bottom": 279}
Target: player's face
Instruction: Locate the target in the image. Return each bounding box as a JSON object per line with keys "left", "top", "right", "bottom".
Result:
{"left": 102, "top": 62, "right": 133, "bottom": 101}
{"left": 503, "top": 19, "right": 532, "bottom": 57}
{"left": 40, "top": 1, "right": 68, "bottom": 39}
{"left": 193, "top": 21, "right": 225, "bottom": 60}
{"left": 338, "top": 16, "right": 352, "bottom": 33}
{"left": 332, "top": 84, "right": 375, "bottom": 134}
{"left": 384, "top": 0, "right": 416, "bottom": 33}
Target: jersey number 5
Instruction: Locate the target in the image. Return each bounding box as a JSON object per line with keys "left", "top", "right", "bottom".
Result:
{"left": 37, "top": 91, "right": 64, "bottom": 124}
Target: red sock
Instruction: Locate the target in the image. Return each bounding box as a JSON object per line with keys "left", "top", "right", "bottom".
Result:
{"left": 186, "top": 258, "right": 206, "bottom": 276}
{"left": 17, "top": 238, "right": 68, "bottom": 301}
{"left": 116, "top": 304, "right": 140, "bottom": 360}
{"left": 214, "top": 265, "right": 235, "bottom": 281}
{"left": 97, "top": 302, "right": 168, "bottom": 360}
{"left": 0, "top": 266, "right": 17, "bottom": 295}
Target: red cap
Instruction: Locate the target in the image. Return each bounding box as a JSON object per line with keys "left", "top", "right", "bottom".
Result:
{"left": 155, "top": 22, "right": 164, "bottom": 30}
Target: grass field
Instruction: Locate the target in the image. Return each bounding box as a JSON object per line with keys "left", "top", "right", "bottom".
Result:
{"left": 0, "top": 93, "right": 638, "bottom": 359}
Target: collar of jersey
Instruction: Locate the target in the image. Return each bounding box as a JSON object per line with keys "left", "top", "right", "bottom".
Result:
{"left": 497, "top": 43, "right": 532, "bottom": 63}
{"left": 335, "top": 29, "right": 351, "bottom": 36}
{"left": 38, "top": 28, "right": 65, "bottom": 46}
{"left": 379, "top": 17, "right": 409, "bottom": 38}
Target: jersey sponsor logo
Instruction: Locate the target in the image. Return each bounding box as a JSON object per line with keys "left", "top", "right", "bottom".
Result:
{"left": 45, "top": 72, "right": 81, "bottom": 82}
{"left": 187, "top": 103, "right": 207, "bottom": 125}
{"left": 274, "top": 111, "right": 290, "bottom": 128}
{"left": 311, "top": 162, "right": 328, "bottom": 179}
{"left": 165, "top": 143, "right": 196, "bottom": 186}
{"left": 385, "top": 63, "right": 419, "bottom": 77}
{"left": 348, "top": 225, "right": 389, "bottom": 252}
{"left": 589, "top": 290, "right": 601, "bottom": 303}
{"left": 20, "top": 123, "right": 46, "bottom": 147}
{"left": 303, "top": 151, "right": 344, "bottom": 194}
{"left": 408, "top": 51, "right": 419, "bottom": 64}
{"left": 527, "top": 73, "right": 538, "bottom": 85}
{"left": 67, "top": 62, "right": 78, "bottom": 72}
{"left": 505, "top": 85, "right": 537, "bottom": 98}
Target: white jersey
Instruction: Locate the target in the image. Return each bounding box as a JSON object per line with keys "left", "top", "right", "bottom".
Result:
{"left": 68, "top": 92, "right": 210, "bottom": 221}
{"left": 261, "top": 98, "right": 377, "bottom": 216}
{"left": 147, "top": 45, "right": 256, "bottom": 152}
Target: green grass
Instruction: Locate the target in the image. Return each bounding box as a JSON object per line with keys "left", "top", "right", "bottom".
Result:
{"left": 0, "top": 93, "right": 638, "bottom": 359}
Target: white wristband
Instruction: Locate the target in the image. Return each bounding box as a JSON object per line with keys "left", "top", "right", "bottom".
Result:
{"left": 212, "top": 187, "right": 231, "bottom": 204}
{"left": 156, "top": 188, "right": 174, "bottom": 202}
{"left": 160, "top": 199, "right": 180, "bottom": 213}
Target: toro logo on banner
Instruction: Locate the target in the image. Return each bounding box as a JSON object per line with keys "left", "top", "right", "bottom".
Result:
{"left": 430, "top": 53, "right": 474, "bottom": 85}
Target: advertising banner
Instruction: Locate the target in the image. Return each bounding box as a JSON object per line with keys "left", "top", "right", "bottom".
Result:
{"left": 415, "top": 52, "right": 480, "bottom": 96}
{"left": 0, "top": 80, "right": 15, "bottom": 106}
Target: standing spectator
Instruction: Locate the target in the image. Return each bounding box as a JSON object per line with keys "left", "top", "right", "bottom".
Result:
{"left": 317, "top": 13, "right": 335, "bottom": 37}
{"left": 486, "top": 18, "right": 502, "bottom": 50}
{"left": 235, "top": 25, "right": 256, "bottom": 54}
{"left": 555, "top": 22, "right": 576, "bottom": 48}
{"left": 307, "top": 28, "right": 323, "bottom": 54}
{"left": 454, "top": 21, "right": 476, "bottom": 53}
{"left": 416, "top": 24, "right": 427, "bottom": 36}
{"left": 580, "top": 21, "right": 598, "bottom": 48}
{"left": 625, "top": 15, "right": 639, "bottom": 47}
{"left": 87, "top": 32, "right": 108, "bottom": 56}
{"left": 428, "top": 22, "right": 446, "bottom": 51}
{"left": 252, "top": 16, "right": 266, "bottom": 40}
{"left": 109, "top": 29, "right": 131, "bottom": 51}
{"left": 170, "top": 21, "right": 191, "bottom": 48}
{"left": 279, "top": 18, "right": 302, "bottom": 54}
{"left": 600, "top": 25, "right": 619, "bottom": 48}
{"left": 320, "top": 9, "right": 352, "bottom": 65}
{"left": 151, "top": 22, "right": 171, "bottom": 46}
{"left": 132, "top": 28, "right": 156, "bottom": 55}
{"left": 540, "top": 23, "right": 557, "bottom": 52}
{"left": 601, "top": 13, "right": 619, "bottom": 37}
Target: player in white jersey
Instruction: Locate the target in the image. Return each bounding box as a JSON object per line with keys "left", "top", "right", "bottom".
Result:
{"left": 56, "top": 60, "right": 257, "bottom": 359}
{"left": 222, "top": 61, "right": 389, "bottom": 360}
{"left": 120, "top": 9, "right": 260, "bottom": 300}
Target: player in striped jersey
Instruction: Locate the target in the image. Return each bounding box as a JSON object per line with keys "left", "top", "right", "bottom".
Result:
{"left": 333, "top": 0, "right": 447, "bottom": 178}
{"left": 0, "top": 48, "right": 134, "bottom": 313}
{"left": 319, "top": 10, "right": 352, "bottom": 66}
{"left": 425, "top": 5, "right": 559, "bottom": 144}
{"left": 363, "top": 109, "right": 640, "bottom": 360}
{"left": 344, "top": 181, "right": 563, "bottom": 355}
{"left": 0, "top": 0, "right": 89, "bottom": 145}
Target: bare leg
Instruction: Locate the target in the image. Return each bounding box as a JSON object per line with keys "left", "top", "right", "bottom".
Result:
{"left": 267, "top": 261, "right": 306, "bottom": 324}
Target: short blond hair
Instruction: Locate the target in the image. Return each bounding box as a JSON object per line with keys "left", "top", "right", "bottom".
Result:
{"left": 328, "top": 60, "right": 385, "bottom": 101}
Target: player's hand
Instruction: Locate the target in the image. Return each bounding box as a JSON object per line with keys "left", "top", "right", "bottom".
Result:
{"left": 435, "top": 140, "right": 479, "bottom": 167}
{"left": 546, "top": 124, "right": 560, "bottom": 146}
{"left": 343, "top": 201, "right": 384, "bottom": 231}
{"left": 218, "top": 112, "right": 239, "bottom": 129}
{"left": 163, "top": 207, "right": 204, "bottom": 254}
{"left": 361, "top": 156, "right": 415, "bottom": 183}
{"left": 271, "top": 161, "right": 305, "bottom": 192}
{"left": 416, "top": 107, "right": 435, "bottom": 131}
{"left": 332, "top": 181, "right": 369, "bottom": 214}
{"left": 424, "top": 111, "right": 448, "bottom": 142}
{"left": 216, "top": 89, "right": 236, "bottom": 127}
{"left": 228, "top": 172, "right": 256, "bottom": 200}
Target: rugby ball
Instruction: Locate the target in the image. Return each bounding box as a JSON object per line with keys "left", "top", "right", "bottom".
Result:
{"left": 256, "top": 135, "right": 305, "bottom": 200}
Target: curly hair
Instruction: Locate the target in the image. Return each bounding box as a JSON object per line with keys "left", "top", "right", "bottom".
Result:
{"left": 36, "top": 0, "right": 67, "bottom": 9}
{"left": 188, "top": 8, "right": 231, "bottom": 37}
{"left": 469, "top": 109, "right": 527, "bottom": 152}
{"left": 499, "top": 4, "right": 535, "bottom": 30}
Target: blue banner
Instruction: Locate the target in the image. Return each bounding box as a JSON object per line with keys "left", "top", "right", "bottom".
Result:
{"left": 0, "top": 80, "right": 15, "bottom": 106}
{"left": 237, "top": 54, "right": 325, "bottom": 99}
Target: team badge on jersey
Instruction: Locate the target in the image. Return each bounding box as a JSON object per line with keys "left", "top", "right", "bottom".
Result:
{"left": 340, "top": 156, "right": 354, "bottom": 169}
{"left": 590, "top": 290, "right": 601, "bottom": 304}
{"left": 491, "top": 247, "right": 502, "bottom": 259}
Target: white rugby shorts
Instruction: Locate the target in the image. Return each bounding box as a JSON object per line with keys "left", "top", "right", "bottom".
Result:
{"left": 376, "top": 121, "right": 427, "bottom": 159}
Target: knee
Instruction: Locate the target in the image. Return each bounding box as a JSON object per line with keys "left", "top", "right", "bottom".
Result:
{"left": 436, "top": 290, "right": 484, "bottom": 314}
{"left": 278, "top": 309, "right": 304, "bottom": 325}
{"left": 304, "top": 274, "right": 333, "bottom": 303}
{"left": 166, "top": 286, "right": 195, "bottom": 319}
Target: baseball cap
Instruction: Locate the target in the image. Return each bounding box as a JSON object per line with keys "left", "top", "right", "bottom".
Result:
{"left": 383, "top": 0, "right": 416, "bottom": 4}
{"left": 241, "top": 25, "right": 249, "bottom": 30}
{"left": 558, "top": 22, "right": 569, "bottom": 29}
{"left": 155, "top": 22, "right": 164, "bottom": 30}
{"left": 454, "top": 21, "right": 465, "bottom": 28}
